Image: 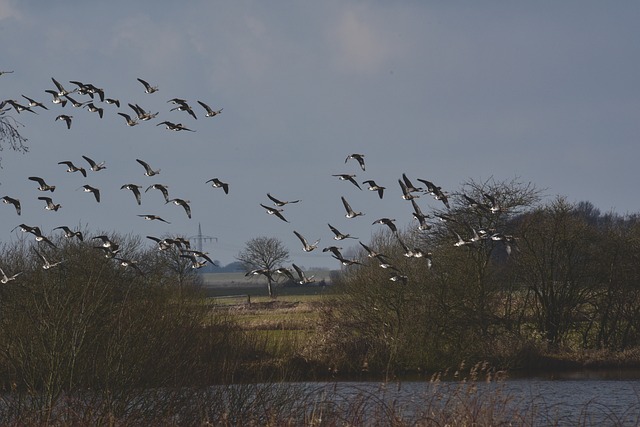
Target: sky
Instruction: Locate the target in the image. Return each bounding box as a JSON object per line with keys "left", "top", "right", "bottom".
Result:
{"left": 0, "top": 1, "right": 639, "bottom": 270}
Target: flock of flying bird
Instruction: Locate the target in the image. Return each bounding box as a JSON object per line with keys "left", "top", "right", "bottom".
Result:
{"left": 0, "top": 74, "right": 226, "bottom": 280}
{"left": 248, "top": 152, "right": 514, "bottom": 285}
{"left": 0, "top": 71, "right": 514, "bottom": 286}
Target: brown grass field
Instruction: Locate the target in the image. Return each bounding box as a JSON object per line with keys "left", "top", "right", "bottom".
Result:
{"left": 201, "top": 275, "right": 335, "bottom": 359}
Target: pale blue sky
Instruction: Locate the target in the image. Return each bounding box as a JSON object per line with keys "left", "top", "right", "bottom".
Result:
{"left": 1, "top": 1, "right": 639, "bottom": 269}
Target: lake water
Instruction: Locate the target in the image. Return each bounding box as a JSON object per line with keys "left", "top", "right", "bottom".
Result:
{"left": 288, "top": 372, "right": 640, "bottom": 426}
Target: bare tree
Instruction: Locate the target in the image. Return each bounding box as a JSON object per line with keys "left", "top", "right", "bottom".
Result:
{"left": 0, "top": 111, "right": 29, "bottom": 169}
{"left": 514, "top": 197, "right": 599, "bottom": 348}
{"left": 236, "top": 236, "right": 290, "bottom": 298}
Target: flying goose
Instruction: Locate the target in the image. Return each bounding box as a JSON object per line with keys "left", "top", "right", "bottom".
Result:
{"left": 483, "top": 193, "right": 503, "bottom": 214}
{"left": 120, "top": 184, "right": 143, "bottom": 205}
{"left": 173, "top": 236, "right": 192, "bottom": 249}
{"left": 68, "top": 80, "right": 90, "bottom": 94}
{"left": 197, "top": 100, "right": 223, "bottom": 117}
{"left": 328, "top": 223, "right": 357, "bottom": 240}
{"left": 28, "top": 176, "right": 56, "bottom": 192}
{"left": 79, "top": 185, "right": 100, "bottom": 202}
{"left": 137, "top": 77, "right": 158, "bottom": 94}
{"left": 206, "top": 178, "right": 229, "bottom": 194}
{"left": 12, "top": 226, "right": 55, "bottom": 250}
{"left": 359, "top": 241, "right": 385, "bottom": 259}
{"left": 55, "top": 114, "right": 73, "bottom": 129}
{"left": 345, "top": 153, "right": 366, "bottom": 171}
{"left": 463, "top": 194, "right": 490, "bottom": 212}
{"left": 413, "top": 249, "right": 433, "bottom": 268}
{"left": 58, "top": 160, "right": 87, "bottom": 177}
{"left": 84, "top": 102, "right": 104, "bottom": 118}
{"left": 138, "top": 214, "right": 171, "bottom": 224}
{"left": 166, "top": 198, "right": 192, "bottom": 218}
{"left": 375, "top": 255, "right": 399, "bottom": 270}
{"left": 0, "top": 267, "right": 21, "bottom": 284}
{"left": 169, "top": 100, "right": 197, "bottom": 120}
{"left": 13, "top": 224, "right": 55, "bottom": 248}
{"left": 156, "top": 121, "right": 195, "bottom": 132}
{"left": 401, "top": 173, "right": 423, "bottom": 193}
{"left": 114, "top": 257, "right": 145, "bottom": 275}
{"left": 260, "top": 203, "right": 289, "bottom": 222}
{"left": 93, "top": 245, "right": 121, "bottom": 258}
{"left": 396, "top": 237, "right": 415, "bottom": 258}
{"left": 274, "top": 266, "right": 295, "bottom": 281}
{"left": 410, "top": 199, "right": 431, "bottom": 231}
{"left": 136, "top": 159, "right": 160, "bottom": 176}
{"left": 53, "top": 226, "right": 83, "bottom": 241}
{"left": 398, "top": 179, "right": 419, "bottom": 200}
{"left": 145, "top": 183, "right": 170, "bottom": 202}
{"left": 372, "top": 218, "right": 398, "bottom": 234}
{"left": 69, "top": 80, "right": 102, "bottom": 99}
{"left": 38, "top": 196, "right": 61, "bottom": 211}
{"left": 331, "top": 254, "right": 363, "bottom": 266}
{"left": 267, "top": 193, "right": 300, "bottom": 207}
{"left": 117, "top": 112, "right": 139, "bottom": 126}
{"left": 5, "top": 99, "right": 36, "bottom": 114}
{"left": 363, "top": 180, "right": 385, "bottom": 199}
{"left": 180, "top": 253, "right": 209, "bottom": 269}
{"left": 417, "top": 179, "right": 450, "bottom": 209}
{"left": 21, "top": 94, "right": 48, "bottom": 110}
{"left": 51, "top": 77, "right": 76, "bottom": 97}
{"left": 322, "top": 246, "right": 344, "bottom": 258}
{"left": 63, "top": 95, "right": 87, "bottom": 108}
{"left": 292, "top": 263, "right": 315, "bottom": 284}
{"left": 44, "top": 90, "right": 68, "bottom": 107}
{"left": 105, "top": 98, "right": 120, "bottom": 107}
{"left": 333, "top": 174, "right": 362, "bottom": 190}
{"left": 180, "top": 249, "right": 214, "bottom": 265}
{"left": 0, "top": 70, "right": 14, "bottom": 76}
{"left": 293, "top": 230, "right": 320, "bottom": 252}
{"left": 82, "top": 155, "right": 106, "bottom": 171}
{"left": 245, "top": 268, "right": 273, "bottom": 281}
{"left": 389, "top": 273, "right": 408, "bottom": 284}
{"left": 375, "top": 253, "right": 395, "bottom": 267}
{"left": 86, "top": 84, "right": 104, "bottom": 101}
{"left": 147, "top": 235, "right": 179, "bottom": 251}
{"left": 12, "top": 223, "right": 40, "bottom": 235}
{"left": 128, "top": 103, "right": 158, "bottom": 121}
{"left": 341, "top": 196, "right": 364, "bottom": 218}
{"left": 33, "top": 247, "right": 64, "bottom": 269}
{"left": 453, "top": 230, "right": 474, "bottom": 247}
{"left": 1, "top": 196, "right": 21, "bottom": 215}
{"left": 92, "top": 235, "right": 119, "bottom": 249}
{"left": 168, "top": 98, "right": 188, "bottom": 105}
{"left": 490, "top": 232, "right": 516, "bottom": 255}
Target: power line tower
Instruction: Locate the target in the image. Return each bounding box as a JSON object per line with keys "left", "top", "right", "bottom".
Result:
{"left": 189, "top": 223, "right": 218, "bottom": 252}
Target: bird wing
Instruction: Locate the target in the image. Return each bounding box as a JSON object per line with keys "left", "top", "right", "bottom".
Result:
{"left": 137, "top": 78, "right": 151, "bottom": 90}
{"left": 28, "top": 176, "right": 46, "bottom": 185}
{"left": 81, "top": 155, "right": 95, "bottom": 167}
{"left": 136, "top": 159, "right": 151, "bottom": 172}
{"left": 293, "top": 230, "right": 307, "bottom": 246}
{"left": 341, "top": 196, "right": 352, "bottom": 213}
{"left": 267, "top": 193, "right": 284, "bottom": 205}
